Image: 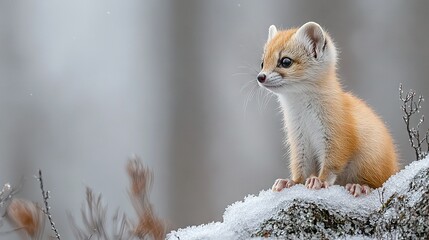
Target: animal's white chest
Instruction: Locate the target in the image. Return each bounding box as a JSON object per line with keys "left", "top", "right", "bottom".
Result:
{"left": 279, "top": 94, "right": 328, "bottom": 164}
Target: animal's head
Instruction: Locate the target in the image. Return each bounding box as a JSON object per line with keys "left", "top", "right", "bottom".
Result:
{"left": 257, "top": 22, "right": 337, "bottom": 93}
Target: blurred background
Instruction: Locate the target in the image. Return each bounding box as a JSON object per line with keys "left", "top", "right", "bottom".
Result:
{"left": 0, "top": 0, "right": 428, "bottom": 238}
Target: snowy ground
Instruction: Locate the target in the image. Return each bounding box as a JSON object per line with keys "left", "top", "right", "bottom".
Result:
{"left": 167, "top": 157, "right": 429, "bottom": 240}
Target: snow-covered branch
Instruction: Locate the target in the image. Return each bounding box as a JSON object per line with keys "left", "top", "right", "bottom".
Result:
{"left": 168, "top": 157, "right": 429, "bottom": 239}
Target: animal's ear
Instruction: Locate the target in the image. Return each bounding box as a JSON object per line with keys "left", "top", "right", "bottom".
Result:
{"left": 295, "top": 22, "right": 326, "bottom": 58}
{"left": 267, "top": 25, "right": 278, "bottom": 42}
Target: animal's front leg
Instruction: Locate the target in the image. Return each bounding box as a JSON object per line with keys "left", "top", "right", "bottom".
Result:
{"left": 272, "top": 148, "right": 304, "bottom": 192}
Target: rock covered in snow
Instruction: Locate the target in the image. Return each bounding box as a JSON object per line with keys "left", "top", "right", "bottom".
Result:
{"left": 167, "top": 157, "right": 429, "bottom": 239}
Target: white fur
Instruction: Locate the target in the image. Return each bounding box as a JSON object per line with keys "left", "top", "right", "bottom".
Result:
{"left": 278, "top": 92, "right": 331, "bottom": 181}
{"left": 294, "top": 22, "right": 326, "bottom": 59}
{"left": 268, "top": 25, "right": 278, "bottom": 42}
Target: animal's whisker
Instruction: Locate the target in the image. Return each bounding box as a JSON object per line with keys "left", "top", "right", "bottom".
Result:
{"left": 232, "top": 72, "right": 257, "bottom": 78}
{"left": 240, "top": 79, "right": 257, "bottom": 93}
{"left": 262, "top": 90, "right": 274, "bottom": 110}
{"left": 256, "top": 88, "right": 261, "bottom": 112}
{"left": 236, "top": 65, "right": 260, "bottom": 74}
{"left": 243, "top": 84, "right": 257, "bottom": 114}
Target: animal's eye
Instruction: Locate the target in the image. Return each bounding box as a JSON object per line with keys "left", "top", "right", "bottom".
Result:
{"left": 261, "top": 61, "right": 264, "bottom": 69}
{"left": 279, "top": 57, "right": 293, "bottom": 68}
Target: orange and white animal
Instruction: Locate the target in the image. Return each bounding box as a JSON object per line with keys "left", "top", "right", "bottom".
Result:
{"left": 257, "top": 22, "right": 398, "bottom": 196}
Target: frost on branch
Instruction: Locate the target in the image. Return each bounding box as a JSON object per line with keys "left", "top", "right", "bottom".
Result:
{"left": 0, "top": 183, "right": 14, "bottom": 217}
{"left": 167, "top": 157, "right": 429, "bottom": 239}
{"left": 37, "top": 169, "right": 61, "bottom": 239}
{"left": 400, "top": 84, "right": 429, "bottom": 160}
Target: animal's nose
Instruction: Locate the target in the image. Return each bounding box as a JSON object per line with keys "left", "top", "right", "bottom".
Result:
{"left": 257, "top": 73, "right": 266, "bottom": 83}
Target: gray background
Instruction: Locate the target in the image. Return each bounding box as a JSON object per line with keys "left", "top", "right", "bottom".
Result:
{"left": 0, "top": 0, "right": 428, "bottom": 238}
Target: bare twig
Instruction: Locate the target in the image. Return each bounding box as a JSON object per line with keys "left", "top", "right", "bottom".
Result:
{"left": 37, "top": 170, "right": 61, "bottom": 239}
{"left": 399, "top": 84, "right": 429, "bottom": 160}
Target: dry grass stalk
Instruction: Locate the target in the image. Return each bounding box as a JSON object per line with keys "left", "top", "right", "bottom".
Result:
{"left": 70, "top": 156, "right": 164, "bottom": 240}
{"left": 127, "top": 156, "right": 165, "bottom": 240}
{"left": 69, "top": 187, "right": 133, "bottom": 240}
{"left": 69, "top": 186, "right": 136, "bottom": 240}
{"left": 6, "top": 198, "right": 44, "bottom": 239}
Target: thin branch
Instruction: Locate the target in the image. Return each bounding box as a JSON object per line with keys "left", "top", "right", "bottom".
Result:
{"left": 399, "top": 84, "right": 429, "bottom": 160}
{"left": 37, "top": 170, "right": 61, "bottom": 240}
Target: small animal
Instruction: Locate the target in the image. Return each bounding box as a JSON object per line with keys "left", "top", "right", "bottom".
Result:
{"left": 257, "top": 22, "right": 398, "bottom": 196}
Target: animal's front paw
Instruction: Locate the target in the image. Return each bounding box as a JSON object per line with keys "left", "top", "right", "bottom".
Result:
{"left": 272, "top": 178, "right": 296, "bottom": 192}
{"left": 305, "top": 176, "right": 329, "bottom": 190}
{"left": 345, "top": 183, "right": 371, "bottom": 197}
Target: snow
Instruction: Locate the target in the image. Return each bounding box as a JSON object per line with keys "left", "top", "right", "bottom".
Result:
{"left": 167, "top": 156, "right": 429, "bottom": 240}
{"left": 381, "top": 156, "right": 429, "bottom": 199}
